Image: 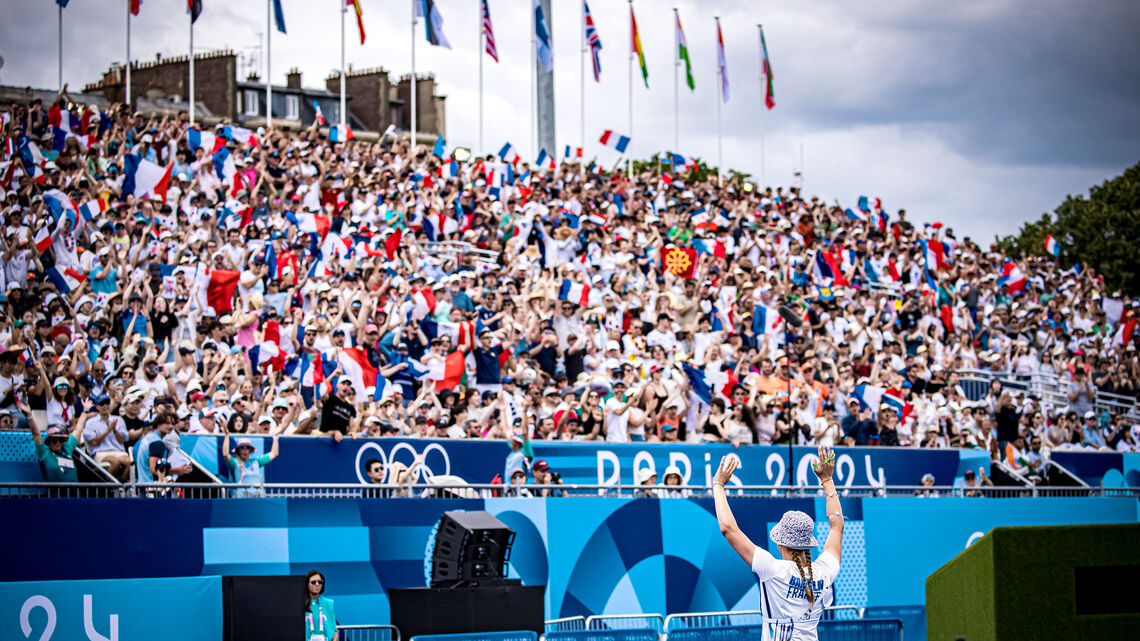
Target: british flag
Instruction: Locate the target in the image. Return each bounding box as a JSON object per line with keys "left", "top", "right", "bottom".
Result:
{"left": 584, "top": 0, "right": 602, "bottom": 81}
{"left": 482, "top": 0, "right": 498, "bottom": 62}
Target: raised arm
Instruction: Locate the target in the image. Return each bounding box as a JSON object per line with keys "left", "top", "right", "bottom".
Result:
{"left": 813, "top": 444, "right": 843, "bottom": 564}
{"left": 712, "top": 455, "right": 756, "bottom": 565}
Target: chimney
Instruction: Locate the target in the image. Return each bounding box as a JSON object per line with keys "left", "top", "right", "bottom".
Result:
{"left": 246, "top": 72, "right": 261, "bottom": 83}
{"left": 286, "top": 68, "right": 302, "bottom": 90}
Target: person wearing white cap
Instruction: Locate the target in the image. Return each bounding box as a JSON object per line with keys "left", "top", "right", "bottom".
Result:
{"left": 713, "top": 446, "right": 844, "bottom": 640}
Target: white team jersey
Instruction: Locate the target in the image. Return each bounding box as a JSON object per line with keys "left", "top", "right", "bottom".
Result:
{"left": 751, "top": 548, "right": 839, "bottom": 641}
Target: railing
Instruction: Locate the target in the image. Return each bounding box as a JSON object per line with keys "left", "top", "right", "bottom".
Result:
{"left": 545, "top": 617, "right": 588, "bottom": 633}
{"left": 341, "top": 625, "right": 401, "bottom": 641}
{"left": 2, "top": 482, "right": 1139, "bottom": 499}
{"left": 956, "top": 369, "right": 1139, "bottom": 420}
{"left": 421, "top": 241, "right": 501, "bottom": 271}
{"left": 585, "top": 614, "right": 665, "bottom": 632}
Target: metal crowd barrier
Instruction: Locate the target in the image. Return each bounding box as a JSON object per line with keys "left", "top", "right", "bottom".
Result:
{"left": 341, "top": 625, "right": 401, "bottom": 641}
{"left": 955, "top": 369, "right": 1139, "bottom": 419}
{"left": 1, "top": 482, "right": 1138, "bottom": 499}
{"left": 545, "top": 617, "right": 588, "bottom": 633}
{"left": 585, "top": 614, "right": 665, "bottom": 632}
{"left": 817, "top": 619, "right": 903, "bottom": 641}
{"left": 411, "top": 633, "right": 537, "bottom": 641}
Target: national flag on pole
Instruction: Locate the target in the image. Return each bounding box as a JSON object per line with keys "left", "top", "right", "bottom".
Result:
{"left": 416, "top": 0, "right": 451, "bottom": 48}
{"left": 558, "top": 279, "right": 590, "bottom": 305}
{"left": 535, "top": 149, "right": 555, "bottom": 170}
{"left": 34, "top": 226, "right": 53, "bottom": 252}
{"left": 130, "top": 0, "right": 141, "bottom": 15}
{"left": 347, "top": 0, "right": 365, "bottom": 44}
{"left": 716, "top": 19, "right": 729, "bottom": 103}
{"left": 497, "top": 142, "right": 521, "bottom": 164}
{"left": 187, "top": 0, "right": 202, "bottom": 23}
{"left": 186, "top": 128, "right": 222, "bottom": 153}
{"left": 661, "top": 247, "right": 698, "bottom": 278}
{"left": 122, "top": 154, "right": 172, "bottom": 203}
{"left": 329, "top": 124, "right": 354, "bottom": 142}
{"left": 534, "top": 0, "right": 553, "bottom": 72}
{"left": 564, "top": 145, "right": 583, "bottom": 160}
{"left": 272, "top": 0, "right": 286, "bottom": 33}
{"left": 1044, "top": 234, "right": 1060, "bottom": 257}
{"left": 312, "top": 101, "right": 326, "bottom": 126}
{"left": 599, "top": 130, "right": 630, "bottom": 153}
{"left": 630, "top": 5, "right": 648, "bottom": 87}
{"left": 584, "top": 0, "right": 602, "bottom": 81}
{"left": 759, "top": 24, "right": 774, "bottom": 109}
{"left": 482, "top": 0, "right": 498, "bottom": 62}
{"left": 45, "top": 266, "right": 87, "bottom": 293}
{"left": 677, "top": 12, "right": 694, "bottom": 90}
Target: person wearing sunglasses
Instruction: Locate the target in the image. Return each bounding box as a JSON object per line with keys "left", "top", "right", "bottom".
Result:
{"left": 21, "top": 398, "right": 84, "bottom": 482}
{"left": 303, "top": 570, "right": 337, "bottom": 641}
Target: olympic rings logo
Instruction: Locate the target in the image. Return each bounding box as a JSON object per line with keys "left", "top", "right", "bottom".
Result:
{"left": 353, "top": 441, "right": 451, "bottom": 485}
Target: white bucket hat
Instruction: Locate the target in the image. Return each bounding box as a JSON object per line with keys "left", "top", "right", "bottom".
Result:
{"left": 769, "top": 510, "right": 819, "bottom": 550}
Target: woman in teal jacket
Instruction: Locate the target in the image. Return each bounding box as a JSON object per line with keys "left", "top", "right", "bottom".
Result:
{"left": 304, "top": 570, "right": 337, "bottom": 641}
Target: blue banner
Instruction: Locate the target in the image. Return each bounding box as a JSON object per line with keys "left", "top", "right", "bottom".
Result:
{"left": 177, "top": 435, "right": 983, "bottom": 486}
{"left": 0, "top": 576, "right": 221, "bottom": 641}
{"left": 1050, "top": 451, "right": 1140, "bottom": 487}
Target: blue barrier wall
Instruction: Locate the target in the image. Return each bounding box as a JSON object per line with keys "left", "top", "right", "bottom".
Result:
{"left": 1, "top": 496, "right": 1135, "bottom": 640}
{"left": 0, "top": 576, "right": 221, "bottom": 641}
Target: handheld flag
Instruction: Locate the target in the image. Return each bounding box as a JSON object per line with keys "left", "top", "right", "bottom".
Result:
{"left": 759, "top": 25, "right": 774, "bottom": 109}
{"left": 558, "top": 279, "right": 590, "bottom": 305}
{"left": 482, "top": 0, "right": 498, "bottom": 62}
{"left": 497, "top": 142, "right": 521, "bottom": 164}
{"left": 416, "top": 0, "right": 452, "bottom": 48}
{"left": 122, "top": 154, "right": 172, "bottom": 203}
{"left": 676, "top": 12, "right": 694, "bottom": 90}
{"left": 630, "top": 5, "right": 648, "bottom": 87}
{"left": 432, "top": 136, "right": 446, "bottom": 158}
{"left": 534, "top": 0, "right": 553, "bottom": 72}
{"left": 599, "top": 130, "right": 630, "bottom": 153}
{"left": 716, "top": 18, "right": 729, "bottom": 103}
{"left": 347, "top": 0, "right": 365, "bottom": 44}
{"left": 312, "top": 101, "right": 326, "bottom": 126}
{"left": 1044, "top": 234, "right": 1060, "bottom": 257}
{"left": 661, "top": 247, "right": 698, "bottom": 278}
{"left": 584, "top": 1, "right": 602, "bottom": 82}
{"left": 329, "top": 124, "right": 354, "bottom": 142}
{"left": 564, "top": 145, "right": 583, "bottom": 160}
{"left": 535, "top": 149, "right": 555, "bottom": 170}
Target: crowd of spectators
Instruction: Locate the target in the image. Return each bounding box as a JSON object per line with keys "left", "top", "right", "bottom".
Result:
{"left": 1, "top": 90, "right": 1138, "bottom": 486}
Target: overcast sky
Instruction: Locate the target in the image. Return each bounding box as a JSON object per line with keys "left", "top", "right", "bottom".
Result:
{"left": 2, "top": 0, "right": 1137, "bottom": 240}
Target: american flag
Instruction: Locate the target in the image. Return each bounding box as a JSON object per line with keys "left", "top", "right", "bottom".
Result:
{"left": 584, "top": 1, "right": 602, "bottom": 81}
{"left": 482, "top": 0, "right": 498, "bottom": 62}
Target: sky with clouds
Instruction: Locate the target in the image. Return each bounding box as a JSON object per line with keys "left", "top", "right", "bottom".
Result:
{"left": 1, "top": 0, "right": 1137, "bottom": 241}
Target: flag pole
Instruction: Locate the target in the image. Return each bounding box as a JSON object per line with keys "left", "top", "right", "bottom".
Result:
{"left": 126, "top": 1, "right": 132, "bottom": 108}
{"left": 58, "top": 3, "right": 63, "bottom": 91}
{"left": 580, "top": 0, "right": 585, "bottom": 164}
{"left": 189, "top": 11, "right": 195, "bottom": 124}
{"left": 530, "top": 0, "right": 536, "bottom": 160}
{"left": 478, "top": 0, "right": 484, "bottom": 155}
{"left": 627, "top": 0, "right": 633, "bottom": 177}
{"left": 715, "top": 16, "right": 722, "bottom": 187}
{"left": 411, "top": 0, "right": 418, "bottom": 149}
{"left": 673, "top": 8, "right": 679, "bottom": 154}
{"left": 340, "top": 0, "right": 347, "bottom": 128}
{"left": 266, "top": 0, "right": 272, "bottom": 129}
{"left": 757, "top": 24, "right": 765, "bottom": 187}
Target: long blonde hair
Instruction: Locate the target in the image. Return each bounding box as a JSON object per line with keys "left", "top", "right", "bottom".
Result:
{"left": 790, "top": 549, "right": 816, "bottom": 609}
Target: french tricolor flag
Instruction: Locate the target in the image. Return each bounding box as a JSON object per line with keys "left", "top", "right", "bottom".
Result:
{"left": 439, "top": 160, "right": 460, "bottom": 177}
{"left": 564, "top": 145, "right": 583, "bottom": 159}
{"left": 287, "top": 212, "right": 331, "bottom": 238}
{"left": 558, "top": 279, "right": 590, "bottom": 305}
{"left": 410, "top": 288, "right": 437, "bottom": 321}
{"left": 78, "top": 198, "right": 109, "bottom": 224}
{"left": 186, "top": 128, "right": 222, "bottom": 153}
{"left": 44, "top": 189, "right": 78, "bottom": 229}
{"left": 372, "top": 372, "right": 397, "bottom": 401}
{"left": 313, "top": 101, "right": 326, "bottom": 126}
{"left": 845, "top": 207, "right": 868, "bottom": 222}
{"left": 45, "top": 266, "right": 87, "bottom": 293}
{"left": 338, "top": 347, "right": 379, "bottom": 399}
{"left": 586, "top": 211, "right": 607, "bottom": 226}
{"left": 329, "top": 124, "right": 354, "bottom": 142}
{"left": 535, "top": 148, "right": 555, "bottom": 170}
{"left": 300, "top": 353, "right": 325, "bottom": 388}
{"left": 213, "top": 147, "right": 237, "bottom": 189}
{"left": 221, "top": 125, "right": 258, "bottom": 147}
{"left": 922, "top": 239, "right": 950, "bottom": 270}
{"left": 693, "top": 237, "right": 726, "bottom": 259}
{"left": 498, "top": 142, "right": 521, "bottom": 164}
{"left": 34, "top": 226, "right": 53, "bottom": 252}
{"left": 812, "top": 250, "right": 849, "bottom": 287}
{"left": 122, "top": 154, "right": 172, "bottom": 203}
{"left": 598, "top": 129, "right": 630, "bottom": 153}
{"left": 997, "top": 261, "right": 1027, "bottom": 294}
{"left": 752, "top": 305, "right": 780, "bottom": 335}
{"left": 423, "top": 212, "right": 457, "bottom": 241}
{"left": 1044, "top": 234, "right": 1060, "bottom": 257}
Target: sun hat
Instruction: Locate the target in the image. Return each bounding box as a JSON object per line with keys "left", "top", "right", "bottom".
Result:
{"left": 637, "top": 468, "right": 658, "bottom": 484}
{"left": 233, "top": 437, "right": 254, "bottom": 451}
{"left": 662, "top": 465, "right": 683, "bottom": 481}
{"left": 768, "top": 510, "right": 819, "bottom": 550}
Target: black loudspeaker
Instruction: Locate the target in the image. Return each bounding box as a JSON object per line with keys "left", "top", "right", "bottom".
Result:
{"left": 390, "top": 584, "right": 545, "bottom": 638}
{"left": 222, "top": 575, "right": 305, "bottom": 641}
{"left": 431, "top": 510, "right": 515, "bottom": 587}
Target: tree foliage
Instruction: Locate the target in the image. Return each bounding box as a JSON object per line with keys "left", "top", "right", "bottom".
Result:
{"left": 997, "top": 161, "right": 1140, "bottom": 295}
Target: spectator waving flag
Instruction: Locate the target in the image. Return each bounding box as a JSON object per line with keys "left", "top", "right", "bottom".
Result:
{"left": 78, "top": 198, "right": 109, "bottom": 225}
{"left": 997, "top": 260, "right": 1027, "bottom": 294}
{"left": 584, "top": 1, "right": 602, "bottom": 81}
{"left": 122, "top": 154, "right": 172, "bottom": 203}
{"left": 676, "top": 11, "right": 694, "bottom": 90}
{"left": 716, "top": 18, "right": 729, "bottom": 103}
{"left": 34, "top": 227, "right": 53, "bottom": 253}
{"left": 759, "top": 24, "right": 774, "bottom": 109}
{"left": 1044, "top": 234, "right": 1061, "bottom": 257}
{"left": 564, "top": 145, "right": 583, "bottom": 160}
{"left": 752, "top": 305, "right": 780, "bottom": 335}
{"left": 45, "top": 266, "right": 87, "bottom": 294}
{"left": 599, "top": 130, "right": 630, "bottom": 153}
{"left": 186, "top": 128, "right": 222, "bottom": 153}
{"left": 534, "top": 0, "right": 553, "bottom": 72}
{"left": 535, "top": 148, "right": 555, "bottom": 171}
{"left": 415, "top": 0, "right": 451, "bottom": 48}
{"left": 313, "top": 101, "right": 326, "bottom": 126}
{"left": 482, "top": 0, "right": 498, "bottom": 62}
{"left": 329, "top": 124, "right": 354, "bottom": 142}
{"left": 338, "top": 347, "right": 378, "bottom": 399}
{"left": 347, "top": 0, "right": 365, "bottom": 44}
{"left": 558, "top": 279, "right": 590, "bottom": 305}
{"left": 498, "top": 142, "right": 521, "bottom": 164}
